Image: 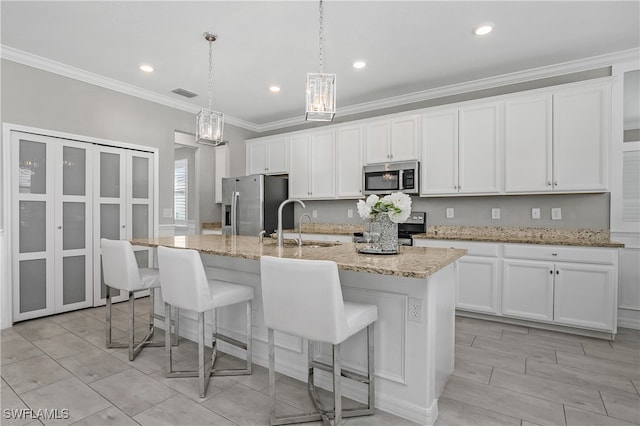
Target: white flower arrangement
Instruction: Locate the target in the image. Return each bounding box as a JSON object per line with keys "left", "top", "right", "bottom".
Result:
{"left": 356, "top": 192, "right": 412, "bottom": 223}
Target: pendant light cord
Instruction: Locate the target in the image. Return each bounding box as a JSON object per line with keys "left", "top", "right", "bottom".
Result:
{"left": 208, "top": 39, "right": 213, "bottom": 111}
{"left": 318, "top": 0, "right": 324, "bottom": 74}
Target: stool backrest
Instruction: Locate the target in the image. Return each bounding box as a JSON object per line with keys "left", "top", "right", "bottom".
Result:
{"left": 260, "top": 256, "right": 348, "bottom": 345}
{"left": 100, "top": 238, "right": 144, "bottom": 292}
{"left": 157, "top": 246, "right": 211, "bottom": 312}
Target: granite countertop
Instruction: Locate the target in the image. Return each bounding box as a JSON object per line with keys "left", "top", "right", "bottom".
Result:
{"left": 131, "top": 234, "right": 466, "bottom": 279}
{"left": 414, "top": 225, "right": 624, "bottom": 248}
{"left": 201, "top": 222, "right": 222, "bottom": 230}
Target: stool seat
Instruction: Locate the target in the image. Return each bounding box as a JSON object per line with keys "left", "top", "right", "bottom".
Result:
{"left": 138, "top": 268, "right": 161, "bottom": 290}
{"left": 205, "top": 280, "right": 255, "bottom": 311}
{"left": 344, "top": 302, "right": 378, "bottom": 337}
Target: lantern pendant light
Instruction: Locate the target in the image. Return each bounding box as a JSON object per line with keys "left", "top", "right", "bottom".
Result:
{"left": 305, "top": 0, "right": 336, "bottom": 121}
{"left": 196, "top": 32, "right": 224, "bottom": 145}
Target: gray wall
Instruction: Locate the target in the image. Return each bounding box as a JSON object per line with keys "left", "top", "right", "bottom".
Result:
{"left": 0, "top": 59, "right": 257, "bottom": 227}
{"left": 294, "top": 193, "right": 610, "bottom": 229}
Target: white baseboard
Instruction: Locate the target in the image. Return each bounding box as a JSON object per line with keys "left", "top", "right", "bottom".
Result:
{"left": 618, "top": 308, "right": 640, "bottom": 330}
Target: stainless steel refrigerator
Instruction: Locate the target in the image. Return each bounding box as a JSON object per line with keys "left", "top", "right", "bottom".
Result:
{"left": 221, "top": 175, "right": 292, "bottom": 236}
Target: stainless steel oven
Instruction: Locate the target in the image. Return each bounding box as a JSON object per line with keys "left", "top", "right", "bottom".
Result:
{"left": 363, "top": 161, "right": 419, "bottom": 195}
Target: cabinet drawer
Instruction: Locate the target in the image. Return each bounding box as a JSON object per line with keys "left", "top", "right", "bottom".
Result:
{"left": 503, "top": 244, "right": 617, "bottom": 265}
{"left": 420, "top": 239, "right": 499, "bottom": 257}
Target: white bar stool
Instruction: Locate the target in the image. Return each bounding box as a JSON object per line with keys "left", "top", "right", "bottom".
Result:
{"left": 157, "top": 245, "right": 254, "bottom": 398}
{"left": 260, "top": 256, "right": 377, "bottom": 425}
{"left": 100, "top": 238, "right": 177, "bottom": 361}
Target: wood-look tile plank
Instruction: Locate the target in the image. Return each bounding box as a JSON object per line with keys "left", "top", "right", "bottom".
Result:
{"left": 632, "top": 380, "right": 640, "bottom": 396}
{"left": 452, "top": 358, "right": 493, "bottom": 384}
{"left": 456, "top": 318, "right": 527, "bottom": 340}
{"left": 442, "top": 375, "right": 565, "bottom": 426}
{"left": 490, "top": 368, "right": 606, "bottom": 415}
{"left": 526, "top": 358, "right": 638, "bottom": 397}
{"left": 455, "top": 344, "right": 525, "bottom": 373}
{"left": 434, "top": 396, "right": 520, "bottom": 426}
{"left": 556, "top": 350, "right": 640, "bottom": 380}
{"left": 455, "top": 330, "right": 476, "bottom": 346}
{"left": 600, "top": 391, "right": 640, "bottom": 425}
{"left": 472, "top": 336, "right": 557, "bottom": 364}
{"left": 501, "top": 329, "right": 584, "bottom": 354}
{"left": 582, "top": 341, "right": 640, "bottom": 366}
{"left": 565, "top": 405, "right": 638, "bottom": 426}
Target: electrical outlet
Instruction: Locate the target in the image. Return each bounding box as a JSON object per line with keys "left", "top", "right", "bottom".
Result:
{"left": 408, "top": 298, "right": 423, "bottom": 323}
{"left": 532, "top": 208, "right": 541, "bottom": 219}
{"left": 312, "top": 209, "right": 318, "bottom": 219}
{"left": 551, "top": 207, "right": 562, "bottom": 220}
{"left": 347, "top": 209, "right": 353, "bottom": 218}
{"left": 446, "top": 208, "right": 454, "bottom": 219}
{"left": 491, "top": 208, "right": 501, "bottom": 220}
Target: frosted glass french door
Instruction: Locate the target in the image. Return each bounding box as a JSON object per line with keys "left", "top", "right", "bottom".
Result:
{"left": 12, "top": 132, "right": 93, "bottom": 321}
{"left": 93, "top": 147, "right": 154, "bottom": 305}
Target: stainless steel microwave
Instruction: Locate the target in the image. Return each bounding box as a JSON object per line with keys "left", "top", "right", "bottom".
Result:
{"left": 363, "top": 161, "right": 419, "bottom": 195}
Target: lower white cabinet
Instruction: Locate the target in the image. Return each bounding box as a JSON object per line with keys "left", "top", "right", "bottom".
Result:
{"left": 415, "top": 238, "right": 619, "bottom": 333}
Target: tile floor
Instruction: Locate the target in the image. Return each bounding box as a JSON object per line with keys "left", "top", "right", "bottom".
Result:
{"left": 1, "top": 298, "right": 639, "bottom": 425}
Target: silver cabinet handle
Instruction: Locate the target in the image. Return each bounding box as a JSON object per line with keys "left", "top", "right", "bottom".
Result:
{"left": 57, "top": 226, "right": 62, "bottom": 230}
{"left": 122, "top": 225, "right": 125, "bottom": 228}
{"left": 554, "top": 181, "right": 558, "bottom": 186}
{"left": 547, "top": 181, "right": 552, "bottom": 186}
{"left": 552, "top": 253, "right": 558, "bottom": 256}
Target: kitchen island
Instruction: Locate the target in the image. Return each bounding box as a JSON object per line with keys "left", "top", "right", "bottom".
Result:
{"left": 131, "top": 234, "right": 466, "bottom": 425}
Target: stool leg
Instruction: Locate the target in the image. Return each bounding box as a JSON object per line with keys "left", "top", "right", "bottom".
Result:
{"left": 198, "top": 311, "right": 206, "bottom": 398}
{"left": 268, "top": 328, "right": 276, "bottom": 425}
{"left": 165, "top": 302, "right": 173, "bottom": 374}
{"left": 333, "top": 343, "right": 342, "bottom": 425}
{"left": 128, "top": 291, "right": 135, "bottom": 361}
{"left": 246, "top": 300, "right": 252, "bottom": 374}
{"left": 368, "top": 323, "right": 375, "bottom": 412}
{"left": 105, "top": 286, "right": 113, "bottom": 347}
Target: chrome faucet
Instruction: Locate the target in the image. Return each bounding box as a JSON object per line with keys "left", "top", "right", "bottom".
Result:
{"left": 258, "top": 230, "right": 266, "bottom": 244}
{"left": 277, "top": 199, "right": 306, "bottom": 247}
{"left": 298, "top": 214, "right": 312, "bottom": 247}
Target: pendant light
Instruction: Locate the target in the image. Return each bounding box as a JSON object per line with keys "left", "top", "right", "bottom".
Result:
{"left": 196, "top": 32, "right": 224, "bottom": 145}
{"left": 305, "top": 0, "right": 336, "bottom": 122}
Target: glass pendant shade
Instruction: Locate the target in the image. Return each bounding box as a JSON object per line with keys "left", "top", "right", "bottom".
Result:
{"left": 305, "top": 73, "right": 336, "bottom": 121}
{"left": 196, "top": 108, "right": 224, "bottom": 145}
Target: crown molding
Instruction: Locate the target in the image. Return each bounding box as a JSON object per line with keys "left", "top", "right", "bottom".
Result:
{"left": 2, "top": 45, "right": 638, "bottom": 134}
{"left": 0, "top": 45, "right": 260, "bottom": 132}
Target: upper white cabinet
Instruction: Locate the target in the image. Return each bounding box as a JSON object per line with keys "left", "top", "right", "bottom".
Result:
{"left": 364, "top": 115, "right": 419, "bottom": 164}
{"left": 289, "top": 131, "right": 336, "bottom": 199}
{"left": 214, "top": 145, "right": 229, "bottom": 203}
{"left": 246, "top": 137, "right": 288, "bottom": 175}
{"left": 505, "top": 81, "right": 610, "bottom": 193}
{"left": 336, "top": 124, "right": 364, "bottom": 198}
{"left": 421, "top": 101, "right": 502, "bottom": 195}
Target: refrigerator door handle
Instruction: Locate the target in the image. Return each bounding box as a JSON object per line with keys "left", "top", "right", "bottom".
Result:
{"left": 231, "top": 191, "right": 239, "bottom": 235}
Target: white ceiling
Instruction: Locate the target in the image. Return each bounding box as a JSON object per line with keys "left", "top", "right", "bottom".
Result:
{"left": 1, "top": 1, "right": 639, "bottom": 130}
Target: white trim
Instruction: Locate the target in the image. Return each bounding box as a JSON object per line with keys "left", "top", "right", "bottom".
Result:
{"left": 2, "top": 45, "right": 638, "bottom": 133}
{"left": 0, "top": 46, "right": 258, "bottom": 132}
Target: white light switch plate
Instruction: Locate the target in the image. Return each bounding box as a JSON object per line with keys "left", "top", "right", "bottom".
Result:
{"left": 446, "top": 208, "right": 454, "bottom": 219}
{"left": 531, "top": 208, "right": 541, "bottom": 219}
{"left": 312, "top": 210, "right": 318, "bottom": 219}
{"left": 551, "top": 207, "right": 562, "bottom": 220}
{"left": 491, "top": 208, "right": 500, "bottom": 220}
{"left": 347, "top": 209, "right": 353, "bottom": 218}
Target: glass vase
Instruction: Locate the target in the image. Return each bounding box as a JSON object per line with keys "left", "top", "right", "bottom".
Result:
{"left": 371, "top": 214, "right": 398, "bottom": 252}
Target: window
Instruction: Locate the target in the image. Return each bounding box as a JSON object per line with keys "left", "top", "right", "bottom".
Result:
{"left": 174, "top": 158, "right": 188, "bottom": 224}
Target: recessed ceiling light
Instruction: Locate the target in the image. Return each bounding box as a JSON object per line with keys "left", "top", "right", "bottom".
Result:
{"left": 269, "top": 85, "right": 281, "bottom": 93}
{"left": 353, "top": 60, "right": 367, "bottom": 69}
{"left": 474, "top": 25, "right": 493, "bottom": 36}
{"left": 140, "top": 65, "right": 154, "bottom": 72}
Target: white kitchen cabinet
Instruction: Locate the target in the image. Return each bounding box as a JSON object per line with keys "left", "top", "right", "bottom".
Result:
{"left": 502, "top": 244, "right": 618, "bottom": 332}
{"left": 364, "top": 115, "right": 419, "bottom": 164}
{"left": 336, "top": 124, "right": 364, "bottom": 198}
{"left": 246, "top": 137, "right": 288, "bottom": 175}
{"left": 289, "top": 131, "right": 335, "bottom": 199}
{"left": 553, "top": 82, "right": 609, "bottom": 192}
{"left": 421, "top": 102, "right": 502, "bottom": 195}
{"left": 504, "top": 94, "right": 553, "bottom": 192}
{"left": 413, "top": 239, "right": 501, "bottom": 314}
{"left": 505, "top": 81, "right": 609, "bottom": 193}
{"left": 11, "top": 132, "right": 95, "bottom": 321}
{"left": 214, "top": 145, "right": 229, "bottom": 204}
{"left": 93, "top": 147, "right": 155, "bottom": 306}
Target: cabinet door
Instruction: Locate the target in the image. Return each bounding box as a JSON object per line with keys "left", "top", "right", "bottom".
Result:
{"left": 309, "top": 131, "right": 336, "bottom": 198}
{"left": 12, "top": 132, "right": 56, "bottom": 321}
{"left": 246, "top": 141, "right": 267, "bottom": 175}
{"left": 364, "top": 120, "right": 391, "bottom": 164}
{"left": 459, "top": 102, "right": 503, "bottom": 194}
{"left": 554, "top": 263, "right": 616, "bottom": 331}
{"left": 390, "top": 115, "right": 419, "bottom": 162}
{"left": 553, "top": 84, "right": 609, "bottom": 191}
{"left": 502, "top": 259, "right": 554, "bottom": 322}
{"left": 266, "top": 138, "right": 289, "bottom": 174}
{"left": 336, "top": 125, "right": 363, "bottom": 198}
{"left": 214, "top": 145, "right": 229, "bottom": 204}
{"left": 505, "top": 95, "right": 553, "bottom": 192}
{"left": 456, "top": 256, "right": 500, "bottom": 314}
{"left": 55, "top": 141, "right": 93, "bottom": 313}
{"left": 421, "top": 109, "right": 458, "bottom": 195}
{"left": 289, "top": 134, "right": 311, "bottom": 199}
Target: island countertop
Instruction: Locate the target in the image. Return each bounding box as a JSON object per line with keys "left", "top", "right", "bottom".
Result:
{"left": 131, "top": 234, "right": 466, "bottom": 279}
